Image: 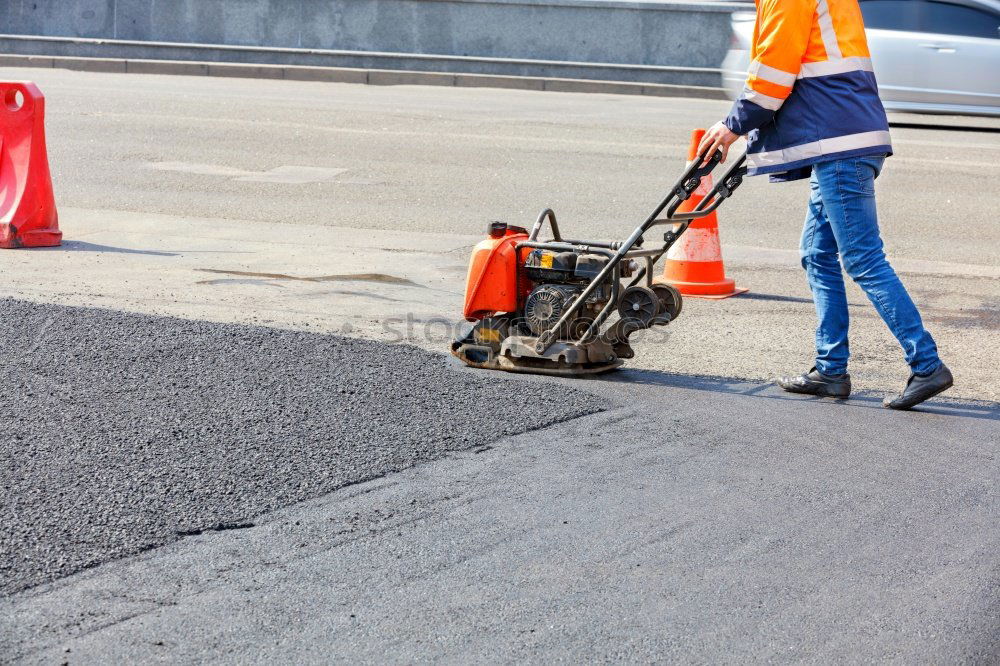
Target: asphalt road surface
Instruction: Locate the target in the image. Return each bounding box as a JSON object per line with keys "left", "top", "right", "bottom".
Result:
{"left": 36, "top": 70, "right": 999, "bottom": 267}
{"left": 0, "top": 68, "right": 997, "bottom": 662}
{"left": 4, "top": 343, "right": 996, "bottom": 662}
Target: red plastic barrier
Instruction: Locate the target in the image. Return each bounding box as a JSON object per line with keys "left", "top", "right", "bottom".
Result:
{"left": 0, "top": 82, "right": 61, "bottom": 248}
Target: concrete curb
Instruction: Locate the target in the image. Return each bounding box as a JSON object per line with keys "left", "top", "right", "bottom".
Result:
{"left": 0, "top": 34, "right": 727, "bottom": 88}
{"left": 0, "top": 54, "right": 728, "bottom": 99}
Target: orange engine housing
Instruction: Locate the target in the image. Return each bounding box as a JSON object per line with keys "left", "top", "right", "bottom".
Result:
{"left": 463, "top": 223, "right": 531, "bottom": 321}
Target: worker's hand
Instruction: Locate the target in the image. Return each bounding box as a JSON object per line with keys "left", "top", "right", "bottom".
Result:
{"left": 697, "top": 121, "right": 740, "bottom": 165}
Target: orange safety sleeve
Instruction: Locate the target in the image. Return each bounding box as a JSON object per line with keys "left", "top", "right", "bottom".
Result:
{"left": 747, "top": 0, "right": 814, "bottom": 105}
{"left": 725, "top": 0, "right": 815, "bottom": 135}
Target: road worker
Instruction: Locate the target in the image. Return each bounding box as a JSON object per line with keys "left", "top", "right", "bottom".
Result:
{"left": 698, "top": 0, "right": 952, "bottom": 409}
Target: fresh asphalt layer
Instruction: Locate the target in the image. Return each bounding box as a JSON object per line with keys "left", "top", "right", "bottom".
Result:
{"left": 0, "top": 297, "right": 604, "bottom": 597}
{"left": 4, "top": 367, "right": 997, "bottom": 663}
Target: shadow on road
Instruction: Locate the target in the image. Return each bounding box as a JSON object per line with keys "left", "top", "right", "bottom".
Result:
{"left": 611, "top": 368, "right": 1000, "bottom": 423}
{"left": 38, "top": 241, "right": 178, "bottom": 257}
{"left": 38, "top": 242, "right": 251, "bottom": 257}
{"left": 734, "top": 292, "right": 815, "bottom": 305}
{"left": 735, "top": 292, "right": 876, "bottom": 308}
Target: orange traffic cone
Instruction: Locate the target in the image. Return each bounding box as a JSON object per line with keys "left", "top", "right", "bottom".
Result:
{"left": 0, "top": 81, "right": 61, "bottom": 249}
{"left": 655, "top": 129, "right": 746, "bottom": 299}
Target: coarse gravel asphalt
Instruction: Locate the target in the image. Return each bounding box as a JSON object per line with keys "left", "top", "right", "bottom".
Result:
{"left": 5, "top": 370, "right": 997, "bottom": 663}
{"left": 0, "top": 297, "right": 606, "bottom": 596}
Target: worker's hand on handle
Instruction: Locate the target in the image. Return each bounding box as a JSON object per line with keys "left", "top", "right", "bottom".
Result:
{"left": 697, "top": 121, "right": 740, "bottom": 165}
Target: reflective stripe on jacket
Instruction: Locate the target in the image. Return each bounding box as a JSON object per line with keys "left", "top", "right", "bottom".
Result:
{"left": 724, "top": 0, "right": 892, "bottom": 182}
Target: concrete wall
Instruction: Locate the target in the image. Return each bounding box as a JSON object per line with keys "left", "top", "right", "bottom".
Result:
{"left": 0, "top": 0, "right": 744, "bottom": 85}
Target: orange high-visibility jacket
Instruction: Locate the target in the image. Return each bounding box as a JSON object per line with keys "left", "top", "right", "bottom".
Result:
{"left": 724, "top": 0, "right": 892, "bottom": 181}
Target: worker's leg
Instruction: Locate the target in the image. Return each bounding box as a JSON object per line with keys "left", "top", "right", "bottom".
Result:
{"left": 800, "top": 170, "right": 851, "bottom": 376}
{"left": 812, "top": 156, "right": 941, "bottom": 375}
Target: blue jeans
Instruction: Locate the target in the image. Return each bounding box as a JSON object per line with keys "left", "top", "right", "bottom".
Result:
{"left": 800, "top": 156, "right": 941, "bottom": 376}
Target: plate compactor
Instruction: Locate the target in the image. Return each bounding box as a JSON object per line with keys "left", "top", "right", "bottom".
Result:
{"left": 452, "top": 149, "right": 749, "bottom": 377}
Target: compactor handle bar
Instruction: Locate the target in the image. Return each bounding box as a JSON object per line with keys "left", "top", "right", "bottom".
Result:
{"left": 532, "top": 146, "right": 748, "bottom": 354}
{"left": 529, "top": 208, "right": 562, "bottom": 242}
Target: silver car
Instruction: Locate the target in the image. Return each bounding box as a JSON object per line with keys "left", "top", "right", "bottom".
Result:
{"left": 722, "top": 0, "right": 1000, "bottom": 116}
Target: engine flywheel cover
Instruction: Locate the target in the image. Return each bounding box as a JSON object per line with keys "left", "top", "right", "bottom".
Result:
{"left": 524, "top": 285, "right": 580, "bottom": 336}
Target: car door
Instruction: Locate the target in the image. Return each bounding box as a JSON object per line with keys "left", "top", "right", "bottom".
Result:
{"left": 859, "top": 0, "right": 939, "bottom": 106}
{"left": 916, "top": 0, "right": 1000, "bottom": 110}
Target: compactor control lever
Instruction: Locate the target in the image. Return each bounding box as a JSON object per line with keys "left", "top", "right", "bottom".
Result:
{"left": 667, "top": 152, "right": 748, "bottom": 222}
{"left": 672, "top": 149, "right": 723, "bottom": 203}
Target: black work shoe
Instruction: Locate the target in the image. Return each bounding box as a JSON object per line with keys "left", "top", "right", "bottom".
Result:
{"left": 776, "top": 367, "right": 851, "bottom": 398}
{"left": 883, "top": 364, "right": 953, "bottom": 410}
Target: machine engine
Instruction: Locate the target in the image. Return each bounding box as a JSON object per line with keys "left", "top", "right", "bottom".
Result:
{"left": 520, "top": 248, "right": 631, "bottom": 340}
{"left": 460, "top": 221, "right": 646, "bottom": 347}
